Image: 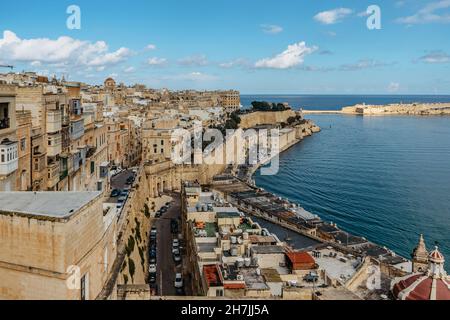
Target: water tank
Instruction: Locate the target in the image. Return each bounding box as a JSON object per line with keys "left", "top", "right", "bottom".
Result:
{"left": 256, "top": 268, "right": 261, "bottom": 276}
{"left": 231, "top": 247, "right": 238, "bottom": 257}
{"left": 237, "top": 258, "right": 245, "bottom": 268}
{"left": 231, "top": 236, "right": 237, "bottom": 244}
{"left": 244, "top": 258, "right": 251, "bottom": 267}
{"left": 237, "top": 237, "right": 243, "bottom": 244}
{"left": 243, "top": 232, "right": 249, "bottom": 240}
{"left": 251, "top": 257, "right": 259, "bottom": 267}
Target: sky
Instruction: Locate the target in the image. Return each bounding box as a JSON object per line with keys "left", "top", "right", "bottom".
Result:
{"left": 1, "top": 0, "right": 450, "bottom": 94}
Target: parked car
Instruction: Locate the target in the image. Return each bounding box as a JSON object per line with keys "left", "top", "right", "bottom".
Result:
{"left": 149, "top": 264, "right": 157, "bottom": 274}
{"left": 150, "top": 227, "right": 157, "bottom": 241}
{"left": 126, "top": 176, "right": 135, "bottom": 185}
{"left": 174, "top": 273, "right": 183, "bottom": 289}
{"left": 172, "top": 239, "right": 180, "bottom": 250}
{"left": 117, "top": 196, "right": 127, "bottom": 203}
{"left": 171, "top": 219, "right": 178, "bottom": 234}
{"left": 175, "top": 287, "right": 185, "bottom": 296}
{"left": 173, "top": 249, "right": 181, "bottom": 263}
{"left": 155, "top": 210, "right": 162, "bottom": 218}
{"left": 110, "top": 189, "right": 121, "bottom": 198}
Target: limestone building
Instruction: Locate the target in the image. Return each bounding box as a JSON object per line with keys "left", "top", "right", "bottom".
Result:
{"left": 0, "top": 191, "right": 117, "bottom": 300}
{"left": 0, "top": 84, "right": 18, "bottom": 191}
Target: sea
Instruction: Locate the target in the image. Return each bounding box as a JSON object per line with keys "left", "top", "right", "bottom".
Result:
{"left": 245, "top": 95, "right": 450, "bottom": 272}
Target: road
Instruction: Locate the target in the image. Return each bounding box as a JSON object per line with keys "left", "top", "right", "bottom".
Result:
{"left": 153, "top": 192, "right": 192, "bottom": 296}
{"left": 106, "top": 170, "right": 136, "bottom": 203}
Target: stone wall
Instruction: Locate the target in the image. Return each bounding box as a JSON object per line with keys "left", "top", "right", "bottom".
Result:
{"left": 239, "top": 110, "right": 298, "bottom": 129}
{"left": 116, "top": 167, "right": 153, "bottom": 287}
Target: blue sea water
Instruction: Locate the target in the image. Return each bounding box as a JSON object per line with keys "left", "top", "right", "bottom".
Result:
{"left": 250, "top": 95, "right": 450, "bottom": 271}
{"left": 241, "top": 94, "right": 450, "bottom": 110}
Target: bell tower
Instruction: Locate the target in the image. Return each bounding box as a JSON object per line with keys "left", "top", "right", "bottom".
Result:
{"left": 411, "top": 234, "right": 429, "bottom": 273}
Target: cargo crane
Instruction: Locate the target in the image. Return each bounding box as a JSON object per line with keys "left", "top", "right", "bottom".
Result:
{"left": 0, "top": 65, "right": 14, "bottom": 70}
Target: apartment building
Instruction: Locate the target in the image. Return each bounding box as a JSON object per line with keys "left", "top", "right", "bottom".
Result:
{"left": 218, "top": 90, "right": 241, "bottom": 115}
{"left": 142, "top": 117, "right": 178, "bottom": 161}
{"left": 0, "top": 84, "right": 18, "bottom": 191}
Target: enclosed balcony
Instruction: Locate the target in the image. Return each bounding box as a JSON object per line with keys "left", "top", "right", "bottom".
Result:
{"left": 70, "top": 118, "right": 85, "bottom": 140}
{"left": 47, "top": 133, "right": 62, "bottom": 157}
{"left": 47, "top": 161, "right": 60, "bottom": 189}
{"left": 0, "top": 139, "right": 18, "bottom": 176}
{"left": 46, "top": 109, "right": 62, "bottom": 133}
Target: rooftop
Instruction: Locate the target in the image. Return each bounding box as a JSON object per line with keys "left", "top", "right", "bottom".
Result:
{"left": 0, "top": 192, "right": 102, "bottom": 219}
{"left": 251, "top": 245, "right": 285, "bottom": 255}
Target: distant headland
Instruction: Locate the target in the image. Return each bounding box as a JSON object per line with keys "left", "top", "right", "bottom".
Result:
{"left": 304, "top": 103, "right": 450, "bottom": 116}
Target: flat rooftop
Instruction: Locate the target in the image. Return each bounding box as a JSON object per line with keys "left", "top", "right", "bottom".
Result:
{"left": 0, "top": 192, "right": 102, "bottom": 219}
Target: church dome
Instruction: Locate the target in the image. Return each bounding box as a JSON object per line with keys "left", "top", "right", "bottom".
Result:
{"left": 392, "top": 246, "right": 450, "bottom": 300}
{"left": 429, "top": 247, "right": 445, "bottom": 264}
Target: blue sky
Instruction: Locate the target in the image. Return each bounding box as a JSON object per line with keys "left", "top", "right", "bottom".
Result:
{"left": 1, "top": 0, "right": 450, "bottom": 94}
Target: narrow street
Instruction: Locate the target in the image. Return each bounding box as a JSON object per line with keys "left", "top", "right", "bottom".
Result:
{"left": 153, "top": 192, "right": 192, "bottom": 296}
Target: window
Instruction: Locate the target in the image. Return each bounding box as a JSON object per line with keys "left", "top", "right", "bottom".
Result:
{"left": 20, "top": 138, "right": 26, "bottom": 152}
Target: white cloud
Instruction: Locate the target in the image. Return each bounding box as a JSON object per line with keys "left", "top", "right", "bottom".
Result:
{"left": 417, "top": 51, "right": 450, "bottom": 63}
{"left": 162, "top": 72, "right": 217, "bottom": 81}
{"left": 388, "top": 82, "right": 400, "bottom": 92}
{"left": 30, "top": 61, "right": 41, "bottom": 67}
{"left": 124, "top": 66, "right": 136, "bottom": 73}
{"left": 314, "top": 8, "right": 353, "bottom": 24}
{"left": 219, "top": 58, "right": 249, "bottom": 69}
{"left": 396, "top": 0, "right": 450, "bottom": 24}
{"left": 0, "top": 30, "right": 131, "bottom": 69}
{"left": 255, "top": 42, "right": 317, "bottom": 69}
{"left": 339, "top": 59, "right": 396, "bottom": 71}
{"left": 260, "top": 24, "right": 283, "bottom": 34}
{"left": 146, "top": 44, "right": 157, "bottom": 50}
{"left": 178, "top": 54, "right": 208, "bottom": 66}
{"left": 147, "top": 57, "right": 168, "bottom": 66}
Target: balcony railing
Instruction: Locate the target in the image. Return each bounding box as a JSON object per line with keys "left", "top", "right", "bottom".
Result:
{"left": 0, "top": 118, "right": 10, "bottom": 130}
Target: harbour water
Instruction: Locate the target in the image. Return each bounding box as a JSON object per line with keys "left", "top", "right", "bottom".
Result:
{"left": 250, "top": 95, "right": 450, "bottom": 272}
{"left": 241, "top": 94, "right": 450, "bottom": 110}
